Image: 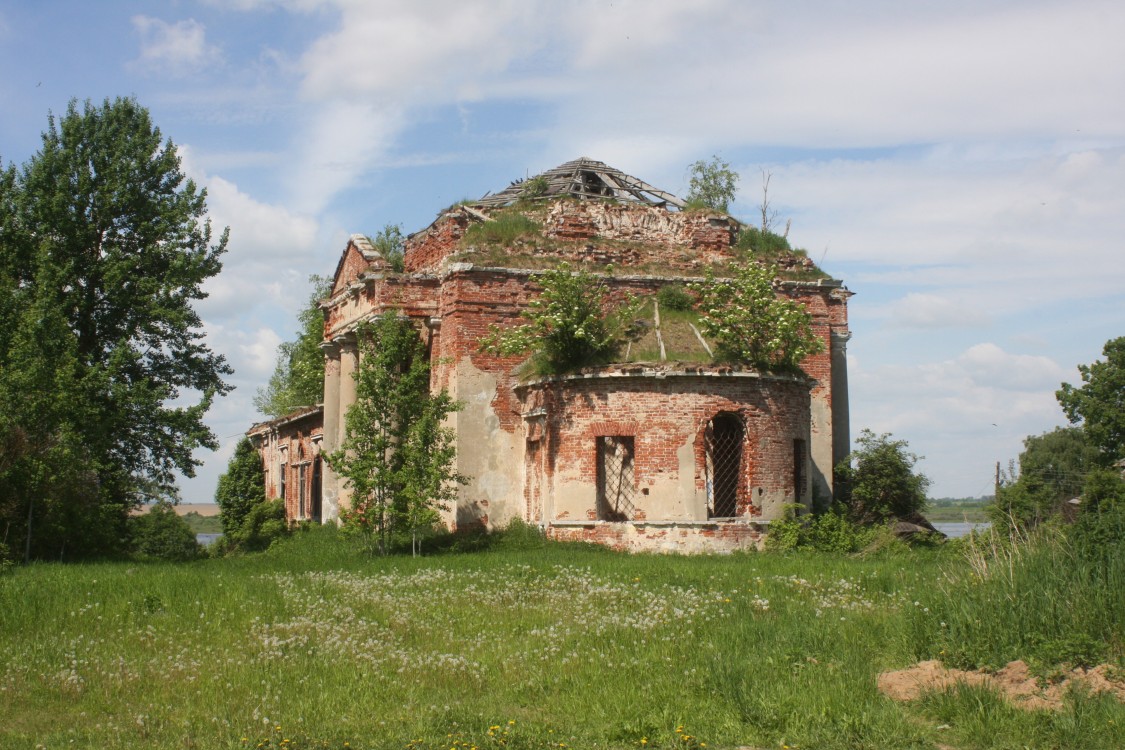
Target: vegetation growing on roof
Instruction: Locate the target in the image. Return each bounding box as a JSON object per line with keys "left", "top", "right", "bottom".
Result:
{"left": 461, "top": 210, "right": 543, "bottom": 246}
{"left": 685, "top": 155, "right": 739, "bottom": 213}
{"left": 369, "top": 223, "right": 405, "bottom": 273}
{"left": 690, "top": 262, "right": 825, "bottom": 372}
{"left": 481, "top": 263, "right": 643, "bottom": 376}
{"left": 520, "top": 175, "right": 549, "bottom": 199}
{"left": 656, "top": 283, "right": 694, "bottom": 312}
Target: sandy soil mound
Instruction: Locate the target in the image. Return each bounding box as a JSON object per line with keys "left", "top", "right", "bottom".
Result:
{"left": 878, "top": 660, "right": 1125, "bottom": 710}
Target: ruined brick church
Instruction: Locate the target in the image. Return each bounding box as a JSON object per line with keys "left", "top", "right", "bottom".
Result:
{"left": 248, "top": 158, "right": 851, "bottom": 552}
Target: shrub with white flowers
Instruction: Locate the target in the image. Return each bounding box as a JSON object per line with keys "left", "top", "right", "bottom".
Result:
{"left": 482, "top": 263, "right": 640, "bottom": 376}
{"left": 690, "top": 262, "right": 824, "bottom": 371}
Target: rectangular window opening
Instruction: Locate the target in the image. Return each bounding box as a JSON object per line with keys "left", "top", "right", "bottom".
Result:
{"left": 298, "top": 464, "right": 308, "bottom": 519}
{"left": 596, "top": 436, "right": 636, "bottom": 521}
{"left": 793, "top": 439, "right": 807, "bottom": 501}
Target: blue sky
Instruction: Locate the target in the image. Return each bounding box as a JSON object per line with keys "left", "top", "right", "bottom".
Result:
{"left": 2, "top": 0, "right": 1123, "bottom": 501}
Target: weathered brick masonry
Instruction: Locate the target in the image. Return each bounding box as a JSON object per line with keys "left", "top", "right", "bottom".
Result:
{"left": 268, "top": 158, "right": 851, "bottom": 552}
{"left": 247, "top": 406, "right": 324, "bottom": 523}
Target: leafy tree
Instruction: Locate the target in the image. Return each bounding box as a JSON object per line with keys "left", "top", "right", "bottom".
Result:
{"left": 214, "top": 437, "right": 267, "bottom": 537}
{"left": 1078, "top": 468, "right": 1125, "bottom": 516}
{"left": 482, "top": 263, "right": 640, "bottom": 376}
{"left": 991, "top": 426, "right": 1098, "bottom": 529}
{"left": 129, "top": 502, "right": 201, "bottom": 562}
{"left": 690, "top": 263, "right": 824, "bottom": 371}
{"left": 225, "top": 498, "right": 288, "bottom": 553}
{"left": 686, "top": 155, "right": 739, "bottom": 212}
{"left": 837, "top": 429, "right": 930, "bottom": 524}
{"left": 329, "top": 312, "right": 465, "bottom": 555}
{"left": 0, "top": 98, "right": 230, "bottom": 560}
{"left": 1057, "top": 336, "right": 1125, "bottom": 464}
{"left": 255, "top": 275, "right": 332, "bottom": 418}
{"left": 371, "top": 223, "right": 405, "bottom": 273}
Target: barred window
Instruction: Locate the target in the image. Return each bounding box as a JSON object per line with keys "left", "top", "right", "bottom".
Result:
{"left": 706, "top": 414, "right": 743, "bottom": 518}
{"left": 596, "top": 436, "right": 636, "bottom": 521}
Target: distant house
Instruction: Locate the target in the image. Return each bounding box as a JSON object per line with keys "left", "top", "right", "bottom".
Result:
{"left": 252, "top": 158, "right": 852, "bottom": 552}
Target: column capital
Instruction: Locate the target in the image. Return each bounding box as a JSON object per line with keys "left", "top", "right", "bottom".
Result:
{"left": 335, "top": 331, "right": 358, "bottom": 353}
{"left": 319, "top": 339, "right": 341, "bottom": 357}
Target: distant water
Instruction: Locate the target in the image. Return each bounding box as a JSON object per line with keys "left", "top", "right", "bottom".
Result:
{"left": 933, "top": 521, "right": 991, "bottom": 538}
{"left": 196, "top": 533, "right": 222, "bottom": 546}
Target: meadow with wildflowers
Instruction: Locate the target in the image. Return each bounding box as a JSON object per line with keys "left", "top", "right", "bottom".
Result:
{"left": 1, "top": 525, "right": 1122, "bottom": 750}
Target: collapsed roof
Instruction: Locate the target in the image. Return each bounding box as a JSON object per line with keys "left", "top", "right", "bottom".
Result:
{"left": 474, "top": 157, "right": 687, "bottom": 210}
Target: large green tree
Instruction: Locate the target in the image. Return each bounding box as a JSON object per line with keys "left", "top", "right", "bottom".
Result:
{"left": 1057, "top": 336, "right": 1125, "bottom": 464}
{"left": 254, "top": 275, "right": 332, "bottom": 418}
{"left": 837, "top": 429, "right": 931, "bottom": 524}
{"left": 992, "top": 426, "right": 1098, "bottom": 529}
{"left": 214, "top": 437, "right": 267, "bottom": 538}
{"left": 329, "top": 312, "right": 464, "bottom": 555}
{"left": 0, "top": 98, "right": 230, "bottom": 560}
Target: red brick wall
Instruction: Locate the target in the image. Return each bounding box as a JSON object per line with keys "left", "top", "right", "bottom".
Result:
{"left": 404, "top": 212, "right": 470, "bottom": 273}
{"left": 250, "top": 411, "right": 324, "bottom": 523}
{"left": 518, "top": 369, "right": 811, "bottom": 520}
{"left": 331, "top": 244, "right": 372, "bottom": 296}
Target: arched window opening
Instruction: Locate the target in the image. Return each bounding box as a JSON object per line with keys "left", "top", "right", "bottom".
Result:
{"left": 706, "top": 413, "right": 743, "bottom": 518}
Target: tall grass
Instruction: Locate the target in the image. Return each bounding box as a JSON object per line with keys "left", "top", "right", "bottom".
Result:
{"left": 911, "top": 520, "right": 1125, "bottom": 671}
{"left": 463, "top": 213, "right": 542, "bottom": 246}
{"left": 2, "top": 525, "right": 1122, "bottom": 749}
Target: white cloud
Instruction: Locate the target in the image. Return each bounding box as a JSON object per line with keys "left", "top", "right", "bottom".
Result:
{"left": 204, "top": 172, "right": 319, "bottom": 263}
{"left": 132, "top": 16, "right": 220, "bottom": 74}
{"left": 286, "top": 100, "right": 405, "bottom": 214}
{"left": 774, "top": 145, "right": 1125, "bottom": 317}
{"left": 177, "top": 145, "right": 321, "bottom": 317}
{"left": 205, "top": 323, "right": 284, "bottom": 383}
{"left": 955, "top": 343, "right": 1068, "bottom": 392}
{"left": 883, "top": 293, "right": 990, "bottom": 329}
{"left": 295, "top": 1, "right": 538, "bottom": 103}
{"left": 848, "top": 342, "right": 1072, "bottom": 496}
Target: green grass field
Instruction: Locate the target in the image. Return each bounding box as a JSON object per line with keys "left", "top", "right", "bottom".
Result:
{"left": 1, "top": 526, "right": 1122, "bottom": 750}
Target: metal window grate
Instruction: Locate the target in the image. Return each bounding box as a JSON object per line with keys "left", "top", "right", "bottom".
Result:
{"left": 706, "top": 414, "right": 743, "bottom": 518}
{"left": 597, "top": 436, "right": 636, "bottom": 521}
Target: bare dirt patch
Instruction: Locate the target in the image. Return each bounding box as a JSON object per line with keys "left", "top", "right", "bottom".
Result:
{"left": 878, "top": 660, "right": 1125, "bottom": 710}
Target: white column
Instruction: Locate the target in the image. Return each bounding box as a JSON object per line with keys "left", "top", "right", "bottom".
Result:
{"left": 319, "top": 340, "right": 341, "bottom": 522}
{"left": 335, "top": 332, "right": 359, "bottom": 513}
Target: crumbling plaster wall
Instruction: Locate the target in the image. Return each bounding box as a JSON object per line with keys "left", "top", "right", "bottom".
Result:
{"left": 516, "top": 369, "right": 812, "bottom": 539}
